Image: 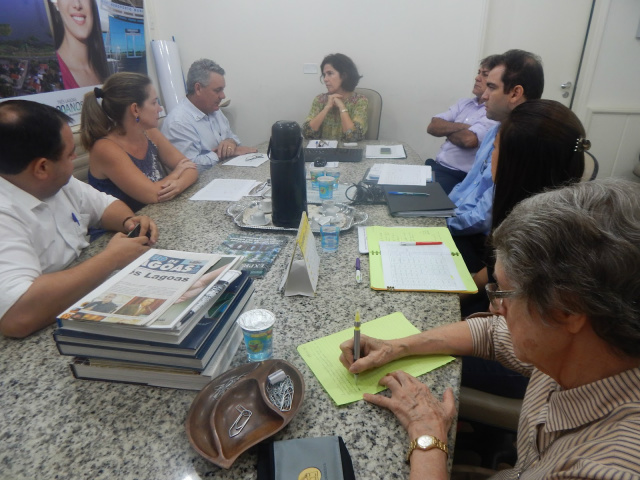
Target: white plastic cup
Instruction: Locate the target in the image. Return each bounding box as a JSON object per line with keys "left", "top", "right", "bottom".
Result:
{"left": 236, "top": 309, "right": 275, "bottom": 362}
{"left": 318, "top": 176, "right": 334, "bottom": 199}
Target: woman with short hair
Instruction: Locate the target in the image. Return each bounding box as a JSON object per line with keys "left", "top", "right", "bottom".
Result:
{"left": 340, "top": 179, "right": 640, "bottom": 480}
{"left": 302, "top": 53, "right": 368, "bottom": 142}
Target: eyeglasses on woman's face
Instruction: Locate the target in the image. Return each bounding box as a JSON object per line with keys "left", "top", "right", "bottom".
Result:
{"left": 485, "top": 283, "right": 518, "bottom": 310}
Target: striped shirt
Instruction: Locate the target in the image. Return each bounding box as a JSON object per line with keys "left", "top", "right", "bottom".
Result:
{"left": 467, "top": 314, "right": 640, "bottom": 480}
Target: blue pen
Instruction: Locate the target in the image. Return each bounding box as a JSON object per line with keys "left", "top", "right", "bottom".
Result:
{"left": 355, "top": 258, "right": 362, "bottom": 283}
{"left": 71, "top": 212, "right": 80, "bottom": 225}
{"left": 387, "top": 191, "right": 429, "bottom": 196}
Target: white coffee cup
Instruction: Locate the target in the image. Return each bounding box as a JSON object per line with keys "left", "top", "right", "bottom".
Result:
{"left": 321, "top": 200, "right": 338, "bottom": 216}
{"left": 259, "top": 199, "right": 272, "bottom": 213}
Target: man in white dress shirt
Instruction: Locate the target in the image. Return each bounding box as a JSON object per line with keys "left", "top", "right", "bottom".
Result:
{"left": 0, "top": 100, "right": 157, "bottom": 338}
{"left": 161, "top": 58, "right": 256, "bottom": 166}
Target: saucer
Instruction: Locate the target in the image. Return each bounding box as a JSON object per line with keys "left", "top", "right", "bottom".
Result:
{"left": 320, "top": 207, "right": 339, "bottom": 216}
{"left": 247, "top": 216, "right": 270, "bottom": 226}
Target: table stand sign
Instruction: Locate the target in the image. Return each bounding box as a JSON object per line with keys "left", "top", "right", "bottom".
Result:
{"left": 279, "top": 212, "right": 319, "bottom": 296}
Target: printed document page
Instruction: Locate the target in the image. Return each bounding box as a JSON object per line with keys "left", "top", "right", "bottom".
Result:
{"left": 376, "top": 164, "right": 432, "bottom": 185}
{"left": 222, "top": 153, "right": 269, "bottom": 167}
{"left": 307, "top": 140, "right": 338, "bottom": 148}
{"left": 190, "top": 178, "right": 259, "bottom": 201}
{"left": 379, "top": 242, "right": 465, "bottom": 291}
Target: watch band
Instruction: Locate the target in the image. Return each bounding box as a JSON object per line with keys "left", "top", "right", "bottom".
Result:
{"left": 406, "top": 435, "right": 449, "bottom": 462}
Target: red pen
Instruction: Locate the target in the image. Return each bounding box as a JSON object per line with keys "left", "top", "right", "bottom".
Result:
{"left": 399, "top": 242, "right": 443, "bottom": 246}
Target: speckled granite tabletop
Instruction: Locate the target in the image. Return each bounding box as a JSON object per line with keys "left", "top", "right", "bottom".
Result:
{"left": 0, "top": 141, "right": 462, "bottom": 479}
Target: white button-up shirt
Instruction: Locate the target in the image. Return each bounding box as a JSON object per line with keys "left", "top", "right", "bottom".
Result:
{"left": 0, "top": 176, "right": 115, "bottom": 318}
{"left": 161, "top": 98, "right": 241, "bottom": 166}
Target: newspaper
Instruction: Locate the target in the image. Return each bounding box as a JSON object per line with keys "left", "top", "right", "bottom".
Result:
{"left": 58, "top": 250, "right": 222, "bottom": 328}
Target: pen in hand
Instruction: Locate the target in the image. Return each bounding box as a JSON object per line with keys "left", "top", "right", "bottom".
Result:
{"left": 353, "top": 310, "right": 361, "bottom": 385}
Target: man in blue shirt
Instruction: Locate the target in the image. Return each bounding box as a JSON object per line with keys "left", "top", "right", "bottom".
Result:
{"left": 448, "top": 49, "right": 544, "bottom": 272}
{"left": 161, "top": 59, "right": 257, "bottom": 166}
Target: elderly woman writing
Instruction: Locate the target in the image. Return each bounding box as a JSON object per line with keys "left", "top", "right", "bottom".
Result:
{"left": 340, "top": 179, "right": 640, "bottom": 479}
{"left": 302, "top": 53, "right": 368, "bottom": 142}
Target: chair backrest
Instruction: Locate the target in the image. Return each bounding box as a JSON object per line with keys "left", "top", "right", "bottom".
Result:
{"left": 355, "top": 87, "right": 382, "bottom": 140}
{"left": 581, "top": 151, "right": 599, "bottom": 181}
{"left": 459, "top": 386, "right": 522, "bottom": 432}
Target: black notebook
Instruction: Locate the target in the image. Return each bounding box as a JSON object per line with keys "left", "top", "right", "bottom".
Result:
{"left": 303, "top": 148, "right": 363, "bottom": 163}
{"left": 382, "top": 183, "right": 456, "bottom": 217}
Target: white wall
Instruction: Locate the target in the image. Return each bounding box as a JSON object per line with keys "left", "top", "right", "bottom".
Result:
{"left": 146, "top": 0, "right": 640, "bottom": 179}
{"left": 146, "top": 0, "right": 486, "bottom": 158}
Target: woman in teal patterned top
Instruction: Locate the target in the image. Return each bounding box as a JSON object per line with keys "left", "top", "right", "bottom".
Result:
{"left": 302, "top": 53, "right": 368, "bottom": 142}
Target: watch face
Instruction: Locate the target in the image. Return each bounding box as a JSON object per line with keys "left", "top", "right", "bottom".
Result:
{"left": 417, "top": 436, "right": 435, "bottom": 449}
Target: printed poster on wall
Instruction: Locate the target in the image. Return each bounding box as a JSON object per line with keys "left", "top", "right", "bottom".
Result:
{"left": 0, "top": 0, "right": 147, "bottom": 125}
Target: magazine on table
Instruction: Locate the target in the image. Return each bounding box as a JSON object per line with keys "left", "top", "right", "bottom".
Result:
{"left": 57, "top": 249, "right": 234, "bottom": 328}
{"left": 217, "top": 233, "right": 288, "bottom": 277}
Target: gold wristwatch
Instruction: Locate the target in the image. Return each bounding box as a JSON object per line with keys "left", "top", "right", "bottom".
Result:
{"left": 406, "top": 435, "right": 449, "bottom": 462}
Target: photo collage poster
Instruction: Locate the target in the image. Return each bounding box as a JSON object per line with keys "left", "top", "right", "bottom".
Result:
{"left": 0, "top": 0, "right": 147, "bottom": 124}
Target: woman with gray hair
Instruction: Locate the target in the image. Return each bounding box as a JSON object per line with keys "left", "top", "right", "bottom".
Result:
{"left": 339, "top": 179, "right": 640, "bottom": 479}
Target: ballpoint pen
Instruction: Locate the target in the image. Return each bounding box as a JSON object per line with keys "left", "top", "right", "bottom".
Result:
{"left": 353, "top": 310, "right": 361, "bottom": 385}
{"left": 387, "top": 191, "right": 429, "bottom": 196}
{"left": 399, "top": 242, "right": 443, "bottom": 246}
{"left": 355, "top": 258, "right": 361, "bottom": 283}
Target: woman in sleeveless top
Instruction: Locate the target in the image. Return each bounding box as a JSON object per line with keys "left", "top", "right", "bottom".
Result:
{"left": 80, "top": 73, "right": 198, "bottom": 212}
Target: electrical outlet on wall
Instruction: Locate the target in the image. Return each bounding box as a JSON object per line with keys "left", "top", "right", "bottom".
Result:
{"left": 303, "top": 64, "right": 318, "bottom": 74}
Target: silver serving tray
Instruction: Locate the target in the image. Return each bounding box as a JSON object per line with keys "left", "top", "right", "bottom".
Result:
{"left": 227, "top": 201, "right": 367, "bottom": 233}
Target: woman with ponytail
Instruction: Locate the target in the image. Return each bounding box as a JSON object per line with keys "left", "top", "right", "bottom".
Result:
{"left": 80, "top": 72, "right": 198, "bottom": 212}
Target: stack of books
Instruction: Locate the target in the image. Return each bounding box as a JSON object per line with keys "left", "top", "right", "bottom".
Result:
{"left": 53, "top": 249, "right": 254, "bottom": 390}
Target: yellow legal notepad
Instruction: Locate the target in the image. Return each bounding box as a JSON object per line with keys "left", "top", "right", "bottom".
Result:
{"left": 297, "top": 312, "right": 455, "bottom": 406}
{"left": 366, "top": 226, "right": 477, "bottom": 293}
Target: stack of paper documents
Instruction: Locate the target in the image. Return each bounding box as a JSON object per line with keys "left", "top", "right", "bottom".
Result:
{"left": 375, "top": 164, "right": 432, "bottom": 185}
{"left": 190, "top": 178, "right": 260, "bottom": 201}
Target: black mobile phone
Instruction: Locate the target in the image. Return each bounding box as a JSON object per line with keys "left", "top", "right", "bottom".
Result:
{"left": 127, "top": 224, "right": 141, "bottom": 238}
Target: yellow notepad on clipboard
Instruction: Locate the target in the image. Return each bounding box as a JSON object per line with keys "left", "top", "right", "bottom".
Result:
{"left": 366, "top": 226, "right": 477, "bottom": 293}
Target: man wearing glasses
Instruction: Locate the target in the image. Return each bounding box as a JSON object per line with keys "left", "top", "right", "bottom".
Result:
{"left": 339, "top": 180, "right": 640, "bottom": 479}
{"left": 161, "top": 58, "right": 257, "bottom": 166}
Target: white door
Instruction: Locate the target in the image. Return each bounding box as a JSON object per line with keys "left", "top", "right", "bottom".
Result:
{"left": 481, "top": 0, "right": 593, "bottom": 107}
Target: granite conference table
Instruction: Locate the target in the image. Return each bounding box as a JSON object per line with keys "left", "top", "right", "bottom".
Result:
{"left": 0, "top": 141, "right": 462, "bottom": 480}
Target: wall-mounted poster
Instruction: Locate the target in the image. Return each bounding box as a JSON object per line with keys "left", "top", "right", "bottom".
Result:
{"left": 0, "top": 0, "right": 146, "bottom": 124}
